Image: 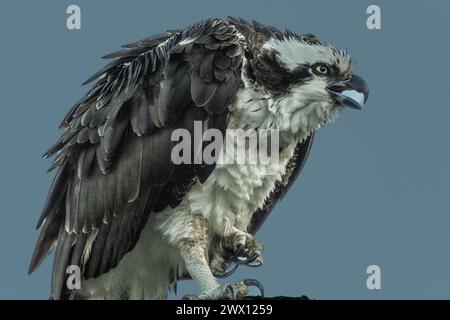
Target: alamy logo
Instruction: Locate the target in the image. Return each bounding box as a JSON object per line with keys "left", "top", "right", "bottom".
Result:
{"left": 171, "top": 121, "right": 280, "bottom": 166}
{"left": 366, "top": 5, "right": 381, "bottom": 30}
{"left": 66, "top": 5, "right": 81, "bottom": 30}
{"left": 66, "top": 265, "right": 81, "bottom": 290}
{"left": 366, "top": 265, "right": 381, "bottom": 290}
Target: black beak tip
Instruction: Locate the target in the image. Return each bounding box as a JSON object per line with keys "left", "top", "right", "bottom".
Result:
{"left": 352, "top": 74, "right": 369, "bottom": 103}
{"left": 328, "top": 74, "right": 369, "bottom": 110}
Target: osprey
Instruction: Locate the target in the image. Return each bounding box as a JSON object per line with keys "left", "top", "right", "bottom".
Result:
{"left": 29, "top": 18, "right": 368, "bottom": 300}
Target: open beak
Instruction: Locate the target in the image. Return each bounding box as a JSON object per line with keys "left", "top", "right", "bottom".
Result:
{"left": 327, "top": 75, "right": 369, "bottom": 110}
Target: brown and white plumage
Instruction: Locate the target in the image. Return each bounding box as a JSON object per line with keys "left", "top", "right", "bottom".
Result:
{"left": 29, "top": 17, "right": 368, "bottom": 300}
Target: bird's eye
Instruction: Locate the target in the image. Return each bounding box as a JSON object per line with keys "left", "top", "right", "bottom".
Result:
{"left": 313, "top": 64, "right": 329, "bottom": 75}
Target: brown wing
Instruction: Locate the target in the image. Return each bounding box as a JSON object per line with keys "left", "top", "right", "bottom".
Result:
{"left": 28, "top": 19, "right": 244, "bottom": 299}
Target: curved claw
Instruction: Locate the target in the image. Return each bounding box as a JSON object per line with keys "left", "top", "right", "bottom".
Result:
{"left": 243, "top": 279, "right": 265, "bottom": 297}
{"left": 216, "top": 247, "right": 262, "bottom": 278}
{"left": 237, "top": 252, "right": 260, "bottom": 265}
{"left": 216, "top": 243, "right": 246, "bottom": 278}
{"left": 232, "top": 243, "right": 245, "bottom": 261}
{"left": 246, "top": 258, "right": 263, "bottom": 268}
{"left": 216, "top": 262, "right": 239, "bottom": 279}
{"left": 225, "top": 284, "right": 236, "bottom": 300}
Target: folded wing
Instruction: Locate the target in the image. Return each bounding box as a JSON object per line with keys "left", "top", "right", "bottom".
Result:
{"left": 28, "top": 19, "right": 244, "bottom": 299}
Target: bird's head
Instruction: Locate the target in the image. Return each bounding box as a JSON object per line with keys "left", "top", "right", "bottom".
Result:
{"left": 247, "top": 33, "right": 369, "bottom": 139}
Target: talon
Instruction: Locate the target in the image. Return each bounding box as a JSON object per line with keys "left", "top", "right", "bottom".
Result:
{"left": 232, "top": 243, "right": 245, "bottom": 261}
{"left": 243, "top": 279, "right": 265, "bottom": 297}
{"left": 246, "top": 256, "right": 263, "bottom": 267}
{"left": 239, "top": 251, "right": 259, "bottom": 264}
{"left": 225, "top": 284, "right": 235, "bottom": 300}
{"left": 218, "top": 232, "right": 264, "bottom": 278}
{"left": 218, "top": 250, "right": 260, "bottom": 278}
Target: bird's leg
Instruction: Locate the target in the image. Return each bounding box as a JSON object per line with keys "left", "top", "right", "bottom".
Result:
{"left": 178, "top": 215, "right": 218, "bottom": 294}
{"left": 179, "top": 215, "right": 264, "bottom": 300}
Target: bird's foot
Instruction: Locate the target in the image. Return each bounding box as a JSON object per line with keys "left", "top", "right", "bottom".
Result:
{"left": 227, "top": 231, "right": 264, "bottom": 266}
{"left": 215, "top": 231, "right": 264, "bottom": 278}
{"left": 182, "top": 279, "right": 264, "bottom": 300}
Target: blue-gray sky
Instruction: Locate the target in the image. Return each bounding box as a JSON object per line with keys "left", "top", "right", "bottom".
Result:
{"left": 1, "top": 0, "right": 449, "bottom": 299}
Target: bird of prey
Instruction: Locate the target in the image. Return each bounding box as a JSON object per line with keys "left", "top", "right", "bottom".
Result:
{"left": 29, "top": 17, "right": 368, "bottom": 300}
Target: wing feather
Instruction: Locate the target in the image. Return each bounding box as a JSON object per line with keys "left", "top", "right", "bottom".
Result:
{"left": 29, "top": 18, "right": 244, "bottom": 299}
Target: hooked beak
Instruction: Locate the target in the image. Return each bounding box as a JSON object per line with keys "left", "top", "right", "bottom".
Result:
{"left": 327, "top": 75, "right": 369, "bottom": 110}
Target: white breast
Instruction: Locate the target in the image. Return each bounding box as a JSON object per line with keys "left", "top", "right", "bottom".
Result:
{"left": 153, "top": 136, "right": 297, "bottom": 247}
{"left": 188, "top": 142, "right": 296, "bottom": 235}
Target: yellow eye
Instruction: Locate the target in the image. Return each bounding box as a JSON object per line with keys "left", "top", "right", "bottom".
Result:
{"left": 314, "top": 64, "right": 329, "bottom": 75}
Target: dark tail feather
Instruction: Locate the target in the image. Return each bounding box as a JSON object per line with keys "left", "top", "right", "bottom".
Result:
{"left": 28, "top": 210, "right": 64, "bottom": 274}
{"left": 50, "top": 228, "right": 76, "bottom": 300}
{"left": 36, "top": 163, "right": 69, "bottom": 229}
{"left": 29, "top": 162, "right": 69, "bottom": 274}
